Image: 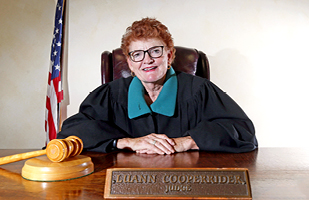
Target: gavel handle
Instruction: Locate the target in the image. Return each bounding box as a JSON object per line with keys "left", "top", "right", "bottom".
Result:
{"left": 0, "top": 150, "right": 46, "bottom": 165}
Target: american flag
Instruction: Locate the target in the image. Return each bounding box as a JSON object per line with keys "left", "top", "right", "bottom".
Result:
{"left": 45, "top": 0, "right": 64, "bottom": 144}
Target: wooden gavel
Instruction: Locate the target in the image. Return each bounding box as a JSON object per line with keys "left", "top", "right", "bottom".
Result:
{"left": 0, "top": 136, "right": 83, "bottom": 165}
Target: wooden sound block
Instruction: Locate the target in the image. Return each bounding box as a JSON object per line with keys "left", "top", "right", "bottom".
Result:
{"left": 21, "top": 155, "right": 94, "bottom": 182}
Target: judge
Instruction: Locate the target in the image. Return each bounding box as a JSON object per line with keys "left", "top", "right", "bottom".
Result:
{"left": 57, "top": 18, "right": 258, "bottom": 154}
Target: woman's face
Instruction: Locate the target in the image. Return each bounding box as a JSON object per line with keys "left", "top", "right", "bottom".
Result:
{"left": 127, "top": 38, "right": 172, "bottom": 85}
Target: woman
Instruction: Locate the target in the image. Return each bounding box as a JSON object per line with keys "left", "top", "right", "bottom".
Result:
{"left": 57, "top": 18, "right": 258, "bottom": 154}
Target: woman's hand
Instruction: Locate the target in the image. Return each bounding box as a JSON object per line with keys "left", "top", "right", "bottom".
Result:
{"left": 117, "top": 134, "right": 199, "bottom": 154}
{"left": 117, "top": 133, "right": 176, "bottom": 155}
{"left": 173, "top": 136, "right": 199, "bottom": 152}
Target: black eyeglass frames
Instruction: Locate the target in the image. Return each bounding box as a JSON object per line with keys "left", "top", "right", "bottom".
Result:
{"left": 128, "top": 46, "right": 164, "bottom": 62}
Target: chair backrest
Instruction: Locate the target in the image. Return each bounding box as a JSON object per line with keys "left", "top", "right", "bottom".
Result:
{"left": 101, "top": 46, "right": 210, "bottom": 84}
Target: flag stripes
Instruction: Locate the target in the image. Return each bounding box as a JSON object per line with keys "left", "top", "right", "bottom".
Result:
{"left": 45, "top": 0, "right": 64, "bottom": 144}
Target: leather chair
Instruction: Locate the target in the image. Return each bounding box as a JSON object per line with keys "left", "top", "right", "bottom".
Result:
{"left": 101, "top": 46, "right": 210, "bottom": 84}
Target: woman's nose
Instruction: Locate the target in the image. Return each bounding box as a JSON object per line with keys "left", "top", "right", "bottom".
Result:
{"left": 143, "top": 52, "right": 154, "bottom": 64}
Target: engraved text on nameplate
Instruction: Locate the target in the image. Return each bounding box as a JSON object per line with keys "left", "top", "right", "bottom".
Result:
{"left": 104, "top": 168, "right": 252, "bottom": 199}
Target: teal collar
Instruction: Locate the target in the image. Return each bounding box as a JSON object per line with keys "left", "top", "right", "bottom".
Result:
{"left": 128, "top": 67, "right": 178, "bottom": 119}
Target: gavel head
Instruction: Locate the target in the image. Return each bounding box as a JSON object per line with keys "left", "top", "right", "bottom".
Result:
{"left": 46, "top": 136, "right": 83, "bottom": 162}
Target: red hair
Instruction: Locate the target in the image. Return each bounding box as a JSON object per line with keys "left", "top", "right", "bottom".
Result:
{"left": 121, "top": 18, "right": 176, "bottom": 62}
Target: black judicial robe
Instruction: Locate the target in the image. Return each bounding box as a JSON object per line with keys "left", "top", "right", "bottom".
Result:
{"left": 57, "top": 71, "right": 258, "bottom": 153}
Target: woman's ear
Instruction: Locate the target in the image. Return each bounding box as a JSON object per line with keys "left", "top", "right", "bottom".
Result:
{"left": 167, "top": 49, "right": 173, "bottom": 66}
{"left": 126, "top": 57, "right": 134, "bottom": 71}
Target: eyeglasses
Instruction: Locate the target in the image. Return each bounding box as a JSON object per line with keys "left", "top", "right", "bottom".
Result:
{"left": 128, "top": 46, "right": 164, "bottom": 62}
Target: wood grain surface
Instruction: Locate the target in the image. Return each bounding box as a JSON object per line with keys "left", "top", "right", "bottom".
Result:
{"left": 0, "top": 148, "right": 308, "bottom": 199}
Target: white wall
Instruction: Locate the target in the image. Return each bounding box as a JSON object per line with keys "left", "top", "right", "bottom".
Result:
{"left": 1, "top": 0, "right": 309, "bottom": 149}
{"left": 0, "top": 0, "right": 54, "bottom": 149}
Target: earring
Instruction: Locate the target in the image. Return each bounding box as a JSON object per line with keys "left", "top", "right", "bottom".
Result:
{"left": 131, "top": 71, "right": 135, "bottom": 77}
{"left": 167, "top": 66, "right": 171, "bottom": 70}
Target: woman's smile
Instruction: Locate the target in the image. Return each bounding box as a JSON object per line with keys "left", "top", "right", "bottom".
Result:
{"left": 142, "top": 66, "right": 158, "bottom": 72}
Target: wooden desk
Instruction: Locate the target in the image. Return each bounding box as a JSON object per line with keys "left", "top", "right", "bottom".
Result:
{"left": 0, "top": 148, "right": 308, "bottom": 199}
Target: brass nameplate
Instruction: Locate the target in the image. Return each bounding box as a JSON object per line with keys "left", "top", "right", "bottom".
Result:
{"left": 104, "top": 168, "right": 252, "bottom": 199}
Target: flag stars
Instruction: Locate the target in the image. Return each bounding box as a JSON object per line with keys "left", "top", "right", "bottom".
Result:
{"left": 53, "top": 50, "right": 58, "bottom": 56}
{"left": 59, "top": 19, "right": 62, "bottom": 24}
{"left": 56, "top": 41, "right": 61, "bottom": 46}
{"left": 54, "top": 64, "right": 60, "bottom": 71}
